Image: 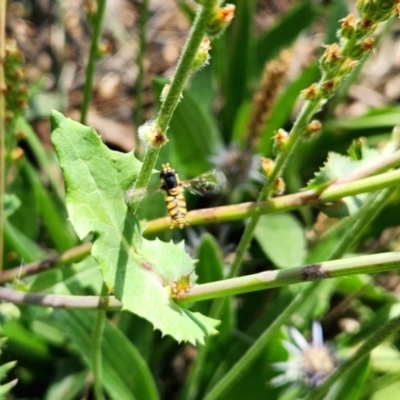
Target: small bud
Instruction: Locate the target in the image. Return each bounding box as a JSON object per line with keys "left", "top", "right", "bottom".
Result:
{"left": 320, "top": 78, "right": 340, "bottom": 98}
{"left": 355, "top": 17, "right": 377, "bottom": 37}
{"left": 170, "top": 270, "right": 194, "bottom": 299}
{"left": 273, "top": 129, "right": 289, "bottom": 153}
{"left": 207, "top": 4, "right": 235, "bottom": 37}
{"left": 301, "top": 83, "right": 321, "bottom": 100}
{"left": 320, "top": 43, "right": 342, "bottom": 71}
{"left": 13, "top": 129, "right": 25, "bottom": 140}
{"left": 340, "top": 58, "right": 358, "bottom": 75}
{"left": 273, "top": 177, "right": 285, "bottom": 195}
{"left": 98, "top": 41, "right": 113, "bottom": 56}
{"left": 260, "top": 157, "right": 274, "bottom": 177}
{"left": 85, "top": 0, "right": 97, "bottom": 15}
{"left": 348, "top": 137, "right": 366, "bottom": 160}
{"left": 307, "top": 120, "right": 322, "bottom": 136}
{"left": 339, "top": 14, "right": 356, "bottom": 39}
{"left": 192, "top": 37, "right": 211, "bottom": 71}
{"left": 357, "top": 0, "right": 398, "bottom": 22}
{"left": 10, "top": 147, "right": 24, "bottom": 162}
{"left": 360, "top": 37, "right": 375, "bottom": 52}
{"left": 138, "top": 121, "right": 168, "bottom": 148}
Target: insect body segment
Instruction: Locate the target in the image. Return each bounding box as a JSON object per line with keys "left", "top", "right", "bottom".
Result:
{"left": 160, "top": 163, "right": 188, "bottom": 229}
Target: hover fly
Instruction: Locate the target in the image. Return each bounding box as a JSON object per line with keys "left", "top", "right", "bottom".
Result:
{"left": 127, "top": 163, "right": 226, "bottom": 229}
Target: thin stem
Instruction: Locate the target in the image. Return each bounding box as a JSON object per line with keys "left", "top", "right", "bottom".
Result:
{"left": 178, "top": 252, "right": 400, "bottom": 304}
{"left": 204, "top": 283, "right": 319, "bottom": 400}
{"left": 329, "top": 187, "right": 395, "bottom": 259}
{"left": 0, "top": 285, "right": 122, "bottom": 310}
{"left": 229, "top": 98, "right": 328, "bottom": 278}
{"left": 144, "top": 167, "right": 400, "bottom": 235}
{"left": 80, "top": 0, "right": 107, "bottom": 124}
{"left": 131, "top": 0, "right": 218, "bottom": 210}
{"left": 303, "top": 314, "right": 400, "bottom": 400}
{"left": 2, "top": 252, "right": 400, "bottom": 310}
{"left": 0, "top": 0, "right": 6, "bottom": 272}
{"left": 0, "top": 242, "right": 91, "bottom": 284}
{"left": 92, "top": 283, "right": 108, "bottom": 400}
{"left": 1, "top": 166, "right": 399, "bottom": 284}
{"left": 134, "top": 0, "right": 148, "bottom": 134}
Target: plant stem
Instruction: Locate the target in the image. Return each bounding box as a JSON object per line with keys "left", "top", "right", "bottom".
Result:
{"left": 178, "top": 251, "right": 400, "bottom": 304}
{"left": 131, "top": 0, "right": 217, "bottom": 210}
{"left": 0, "top": 242, "right": 91, "bottom": 283}
{"left": 329, "top": 187, "right": 395, "bottom": 259}
{"left": 2, "top": 251, "right": 400, "bottom": 310}
{"left": 229, "top": 98, "right": 328, "bottom": 278}
{"left": 0, "top": 285, "right": 122, "bottom": 309}
{"left": 204, "top": 283, "right": 319, "bottom": 400}
{"left": 303, "top": 313, "right": 400, "bottom": 400}
{"left": 80, "top": 0, "right": 107, "bottom": 125}
{"left": 0, "top": 0, "right": 6, "bottom": 272}
{"left": 134, "top": 0, "right": 148, "bottom": 134}
{"left": 144, "top": 167, "right": 400, "bottom": 235}
{"left": 92, "top": 283, "right": 108, "bottom": 400}
{"left": 1, "top": 166, "right": 399, "bottom": 284}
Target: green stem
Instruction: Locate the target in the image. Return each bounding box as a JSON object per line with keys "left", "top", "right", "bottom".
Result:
{"left": 178, "top": 251, "right": 400, "bottom": 304}
{"left": 80, "top": 0, "right": 107, "bottom": 125}
{"left": 2, "top": 251, "right": 399, "bottom": 310}
{"left": 329, "top": 187, "right": 395, "bottom": 259}
{"left": 303, "top": 313, "right": 400, "bottom": 400}
{"left": 0, "top": 0, "right": 6, "bottom": 272}
{"left": 204, "top": 283, "right": 319, "bottom": 400}
{"left": 134, "top": 0, "right": 148, "bottom": 134}
{"left": 131, "top": 1, "right": 217, "bottom": 210}
{"left": 92, "top": 283, "right": 108, "bottom": 400}
{"left": 0, "top": 242, "right": 91, "bottom": 284}
{"left": 229, "top": 98, "right": 322, "bottom": 278}
{"left": 144, "top": 167, "right": 400, "bottom": 235}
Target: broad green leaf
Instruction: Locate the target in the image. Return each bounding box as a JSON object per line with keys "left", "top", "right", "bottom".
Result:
{"left": 55, "top": 310, "right": 159, "bottom": 400}
{"left": 254, "top": 213, "right": 306, "bottom": 268}
{"left": 51, "top": 111, "right": 218, "bottom": 344}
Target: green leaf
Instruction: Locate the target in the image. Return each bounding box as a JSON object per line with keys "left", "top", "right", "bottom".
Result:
{"left": 307, "top": 151, "right": 380, "bottom": 217}
{"left": 3, "top": 194, "right": 20, "bottom": 218}
{"left": 51, "top": 111, "right": 219, "bottom": 344}
{"left": 44, "top": 370, "right": 87, "bottom": 400}
{"left": 0, "top": 361, "right": 17, "bottom": 382}
{"left": 0, "top": 379, "right": 17, "bottom": 399}
{"left": 55, "top": 310, "right": 159, "bottom": 400}
{"left": 254, "top": 213, "right": 306, "bottom": 268}
{"left": 4, "top": 219, "right": 46, "bottom": 262}
{"left": 326, "top": 356, "right": 370, "bottom": 400}
{"left": 370, "top": 380, "right": 400, "bottom": 400}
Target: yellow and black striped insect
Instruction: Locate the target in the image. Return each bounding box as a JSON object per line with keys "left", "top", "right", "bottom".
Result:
{"left": 160, "top": 163, "right": 227, "bottom": 229}
{"left": 160, "top": 163, "right": 187, "bottom": 229}
{"left": 128, "top": 163, "right": 226, "bottom": 229}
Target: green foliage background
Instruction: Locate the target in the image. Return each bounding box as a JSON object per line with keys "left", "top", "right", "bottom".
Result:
{"left": 2, "top": 1, "right": 400, "bottom": 399}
